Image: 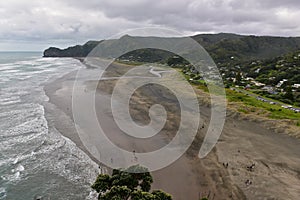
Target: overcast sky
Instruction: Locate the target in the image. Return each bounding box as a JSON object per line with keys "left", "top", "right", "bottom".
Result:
{"left": 1, "top": 0, "right": 300, "bottom": 51}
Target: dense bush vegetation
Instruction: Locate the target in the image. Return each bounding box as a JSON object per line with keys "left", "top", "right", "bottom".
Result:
{"left": 92, "top": 165, "right": 172, "bottom": 200}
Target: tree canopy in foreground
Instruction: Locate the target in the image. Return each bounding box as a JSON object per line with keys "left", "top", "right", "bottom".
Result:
{"left": 92, "top": 165, "right": 173, "bottom": 200}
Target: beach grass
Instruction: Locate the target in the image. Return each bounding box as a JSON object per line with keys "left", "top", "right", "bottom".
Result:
{"left": 225, "top": 89, "right": 300, "bottom": 121}
{"left": 179, "top": 72, "right": 300, "bottom": 126}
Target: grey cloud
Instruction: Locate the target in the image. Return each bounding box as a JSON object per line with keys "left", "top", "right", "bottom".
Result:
{"left": 0, "top": 0, "right": 300, "bottom": 50}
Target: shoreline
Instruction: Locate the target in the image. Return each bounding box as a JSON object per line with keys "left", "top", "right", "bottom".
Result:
{"left": 43, "top": 70, "right": 103, "bottom": 166}
{"left": 44, "top": 59, "right": 300, "bottom": 199}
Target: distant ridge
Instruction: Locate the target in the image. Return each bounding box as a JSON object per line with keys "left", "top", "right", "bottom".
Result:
{"left": 43, "top": 33, "right": 300, "bottom": 64}
{"left": 43, "top": 33, "right": 300, "bottom": 106}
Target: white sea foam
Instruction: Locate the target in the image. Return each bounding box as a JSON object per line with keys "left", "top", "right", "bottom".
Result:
{"left": 0, "top": 77, "right": 10, "bottom": 82}
{"left": 0, "top": 96, "right": 20, "bottom": 103}
{"left": 0, "top": 187, "right": 6, "bottom": 199}
{"left": 0, "top": 104, "right": 42, "bottom": 125}
{"left": 1, "top": 115, "right": 47, "bottom": 138}
{"left": 2, "top": 171, "right": 21, "bottom": 183}
{"left": 13, "top": 157, "right": 18, "bottom": 164}
{"left": 0, "top": 64, "right": 15, "bottom": 71}
{"left": 14, "top": 171, "right": 20, "bottom": 179}
{"left": 16, "top": 164, "right": 25, "bottom": 172}
{"left": 0, "top": 89, "right": 30, "bottom": 101}
{"left": 0, "top": 56, "right": 98, "bottom": 199}
{"left": 0, "top": 99, "right": 21, "bottom": 106}
{"left": 15, "top": 76, "right": 32, "bottom": 81}
{"left": 2, "top": 69, "right": 20, "bottom": 73}
{"left": 87, "top": 190, "right": 98, "bottom": 200}
{"left": 0, "top": 153, "right": 34, "bottom": 169}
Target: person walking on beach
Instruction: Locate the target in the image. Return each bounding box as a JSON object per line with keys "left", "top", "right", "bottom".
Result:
{"left": 132, "top": 149, "right": 138, "bottom": 162}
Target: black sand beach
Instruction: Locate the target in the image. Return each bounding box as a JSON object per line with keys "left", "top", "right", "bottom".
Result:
{"left": 44, "top": 61, "right": 300, "bottom": 200}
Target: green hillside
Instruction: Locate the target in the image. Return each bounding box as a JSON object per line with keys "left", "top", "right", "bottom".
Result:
{"left": 43, "top": 33, "right": 300, "bottom": 107}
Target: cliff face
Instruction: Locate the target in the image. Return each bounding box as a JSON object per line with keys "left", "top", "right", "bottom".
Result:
{"left": 43, "top": 41, "right": 101, "bottom": 57}
{"left": 43, "top": 47, "right": 63, "bottom": 57}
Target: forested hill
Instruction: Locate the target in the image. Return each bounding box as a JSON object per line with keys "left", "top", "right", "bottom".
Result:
{"left": 44, "top": 33, "right": 300, "bottom": 106}
{"left": 195, "top": 33, "right": 300, "bottom": 61}
{"left": 43, "top": 33, "right": 300, "bottom": 64}
{"left": 243, "top": 50, "right": 300, "bottom": 85}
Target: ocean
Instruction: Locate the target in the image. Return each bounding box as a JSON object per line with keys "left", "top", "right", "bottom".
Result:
{"left": 0, "top": 52, "right": 99, "bottom": 200}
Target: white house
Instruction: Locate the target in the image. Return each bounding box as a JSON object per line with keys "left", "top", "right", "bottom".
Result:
{"left": 292, "top": 84, "right": 300, "bottom": 89}
{"left": 276, "top": 79, "right": 288, "bottom": 88}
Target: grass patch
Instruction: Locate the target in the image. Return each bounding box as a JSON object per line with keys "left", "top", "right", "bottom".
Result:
{"left": 225, "top": 88, "right": 300, "bottom": 122}
{"left": 180, "top": 69, "right": 300, "bottom": 126}
{"left": 238, "top": 108, "right": 249, "bottom": 114}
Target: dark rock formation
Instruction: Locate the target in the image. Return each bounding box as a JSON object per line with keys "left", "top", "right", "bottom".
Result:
{"left": 43, "top": 41, "right": 101, "bottom": 57}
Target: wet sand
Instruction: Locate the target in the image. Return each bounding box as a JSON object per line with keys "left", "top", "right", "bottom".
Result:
{"left": 44, "top": 61, "right": 300, "bottom": 200}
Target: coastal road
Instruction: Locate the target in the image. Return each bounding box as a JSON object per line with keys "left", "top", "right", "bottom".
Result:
{"left": 231, "top": 87, "right": 300, "bottom": 112}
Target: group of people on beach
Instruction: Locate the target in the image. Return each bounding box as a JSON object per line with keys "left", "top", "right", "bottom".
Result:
{"left": 222, "top": 159, "right": 255, "bottom": 187}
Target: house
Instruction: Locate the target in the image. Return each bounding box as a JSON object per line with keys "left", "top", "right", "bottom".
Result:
{"left": 276, "top": 79, "right": 288, "bottom": 88}
{"left": 245, "top": 77, "right": 254, "bottom": 81}
{"left": 262, "top": 86, "right": 277, "bottom": 94}
{"left": 245, "top": 84, "right": 251, "bottom": 90}
{"left": 251, "top": 80, "right": 265, "bottom": 87}
{"left": 292, "top": 84, "right": 300, "bottom": 89}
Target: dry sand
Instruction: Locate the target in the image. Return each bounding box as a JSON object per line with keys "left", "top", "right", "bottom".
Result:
{"left": 44, "top": 61, "right": 300, "bottom": 200}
